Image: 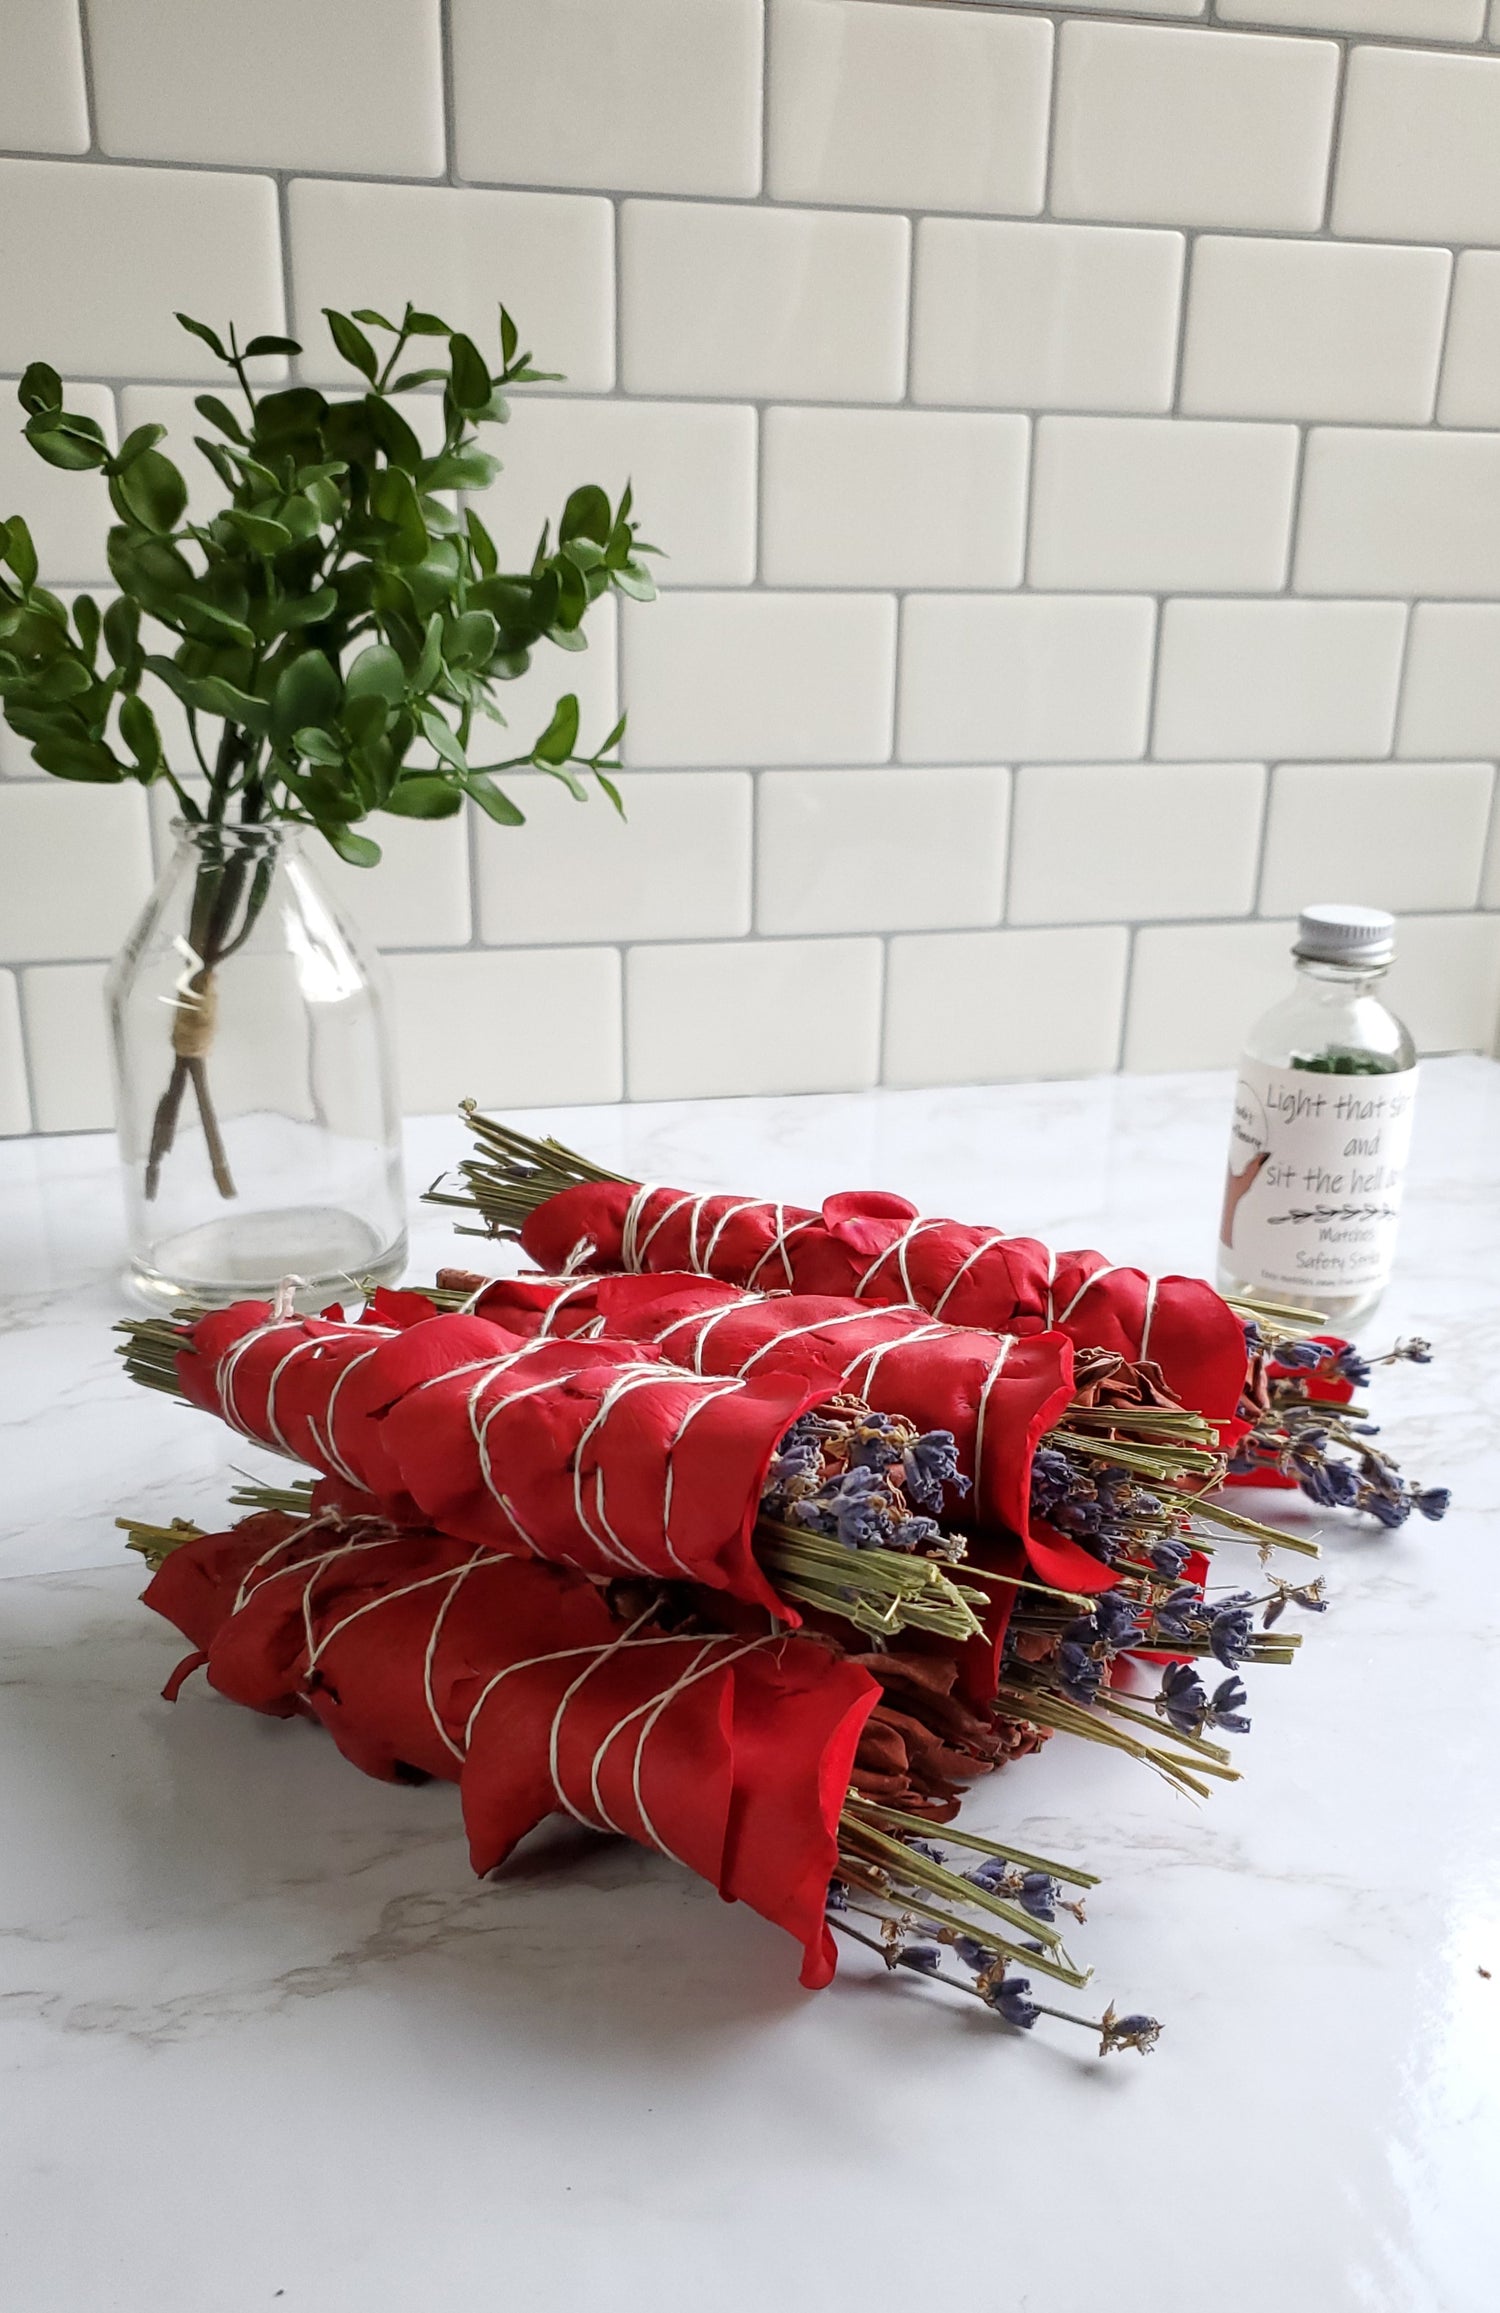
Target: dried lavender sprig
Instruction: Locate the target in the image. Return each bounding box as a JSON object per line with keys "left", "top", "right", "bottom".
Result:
{"left": 845, "top": 1796, "right": 1099, "bottom": 1887}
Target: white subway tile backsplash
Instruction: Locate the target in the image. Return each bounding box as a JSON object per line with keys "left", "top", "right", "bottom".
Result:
{"left": 0, "top": 383, "right": 115, "bottom": 584}
{"left": 1051, "top": 21, "right": 1338, "bottom": 233}
{"left": 1154, "top": 600, "right": 1408, "bottom": 759}
{"left": 756, "top": 767, "right": 1009, "bottom": 936}
{"left": 0, "top": 785, "right": 153, "bottom": 964}
{"left": 477, "top": 771, "right": 752, "bottom": 946}
{"left": 87, "top": 0, "right": 445, "bottom": 176}
{"left": 1484, "top": 800, "right": 1500, "bottom": 906}
{"left": 21, "top": 963, "right": 112, "bottom": 1131}
{"left": 760, "top": 408, "right": 1028, "bottom": 589}
{"left": 1384, "top": 915, "right": 1500, "bottom": 1052}
{"left": 319, "top": 817, "right": 472, "bottom": 953}
{"left": 5, "top": 0, "right": 1500, "bottom": 1131}
{"left": 1260, "top": 761, "right": 1494, "bottom": 915}
{"left": 0, "top": 0, "right": 89, "bottom": 155}
{"left": 1397, "top": 603, "right": 1500, "bottom": 755}
{"left": 884, "top": 926, "right": 1128, "bottom": 1087}
{"left": 1124, "top": 920, "right": 1295, "bottom": 1072}
{"left": 289, "top": 181, "right": 614, "bottom": 393}
{"left": 1438, "top": 254, "right": 1500, "bottom": 428}
{"left": 620, "top": 201, "right": 909, "bottom": 403}
{"left": 1220, "top": 0, "right": 1484, "bottom": 32}
{"left": 1295, "top": 429, "right": 1500, "bottom": 597}
{"left": 0, "top": 972, "right": 29, "bottom": 1136}
{"left": 468, "top": 398, "right": 757, "bottom": 589}
{"left": 622, "top": 592, "right": 896, "bottom": 767}
{"left": 899, "top": 595, "right": 1155, "bottom": 764}
{"left": 1181, "top": 238, "right": 1452, "bottom": 426}
{"left": 910, "top": 220, "right": 1184, "bottom": 416}
{"left": 627, "top": 938, "right": 882, "bottom": 1100}
{"left": 1335, "top": 48, "right": 1500, "bottom": 245}
{"left": 1009, "top": 761, "right": 1265, "bottom": 924}
{"left": 0, "top": 162, "right": 284, "bottom": 380}
{"left": 1028, "top": 417, "right": 1298, "bottom": 592}
{"left": 452, "top": 0, "right": 762, "bottom": 200}
{"left": 767, "top": 0, "right": 1051, "bottom": 216}
{"left": 388, "top": 948, "right": 623, "bottom": 1113}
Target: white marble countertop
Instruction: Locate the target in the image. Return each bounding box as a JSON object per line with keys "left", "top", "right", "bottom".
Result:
{"left": 3, "top": 1061, "right": 1499, "bottom": 2313}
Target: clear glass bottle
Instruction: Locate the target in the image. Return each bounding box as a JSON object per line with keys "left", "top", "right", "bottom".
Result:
{"left": 1217, "top": 904, "right": 1418, "bottom": 1331}
{"left": 106, "top": 819, "right": 407, "bottom": 1310}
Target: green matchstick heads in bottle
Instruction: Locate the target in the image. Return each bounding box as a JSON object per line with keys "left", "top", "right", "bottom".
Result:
{"left": 1217, "top": 906, "right": 1418, "bottom": 1331}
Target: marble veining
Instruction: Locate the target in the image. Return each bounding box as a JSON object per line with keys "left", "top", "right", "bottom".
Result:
{"left": 2, "top": 1060, "right": 1498, "bottom": 2312}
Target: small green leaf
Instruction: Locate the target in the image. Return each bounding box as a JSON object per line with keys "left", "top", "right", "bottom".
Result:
{"left": 463, "top": 771, "right": 525, "bottom": 827}
{"left": 344, "top": 642, "right": 407, "bottom": 707}
{"left": 424, "top": 447, "right": 500, "bottom": 491}
{"left": 385, "top": 774, "right": 463, "bottom": 819}
{"left": 175, "top": 312, "right": 229, "bottom": 362}
{"left": 418, "top": 705, "right": 467, "bottom": 771}
{"left": 243, "top": 333, "right": 302, "bottom": 358}
{"left": 118, "top": 692, "right": 163, "bottom": 772}
{"left": 72, "top": 594, "right": 101, "bottom": 663}
{"left": 114, "top": 449, "right": 188, "bottom": 535}
{"left": 324, "top": 308, "right": 379, "bottom": 382}
{"left": 415, "top": 609, "right": 443, "bottom": 691}
{"left": 102, "top": 598, "right": 141, "bottom": 667}
{"left": 465, "top": 506, "right": 498, "bottom": 577}
{"left": 271, "top": 650, "right": 341, "bottom": 745}
{"left": 448, "top": 332, "right": 492, "bottom": 413}
{"left": 266, "top": 585, "right": 338, "bottom": 634}
{"left": 351, "top": 309, "right": 397, "bottom": 332}
{"left": 254, "top": 386, "right": 329, "bottom": 441}
{"left": 18, "top": 363, "right": 63, "bottom": 417}
{"left": 388, "top": 366, "right": 448, "bottom": 393}
{"left": 293, "top": 725, "right": 345, "bottom": 767}
{"left": 403, "top": 309, "right": 451, "bottom": 338}
{"left": 594, "top": 769, "right": 625, "bottom": 817}
{"left": 193, "top": 393, "right": 250, "bottom": 445}
{"left": 499, "top": 305, "right": 519, "bottom": 367}
{"left": 227, "top": 508, "right": 293, "bottom": 555}
{"left": 112, "top": 424, "right": 167, "bottom": 471}
{"left": 32, "top": 734, "right": 125, "bottom": 781}
{"left": 25, "top": 414, "right": 109, "bottom": 471}
{"left": 560, "top": 484, "right": 611, "bottom": 548}
{"left": 531, "top": 692, "right": 580, "bottom": 765}
{"left": 323, "top": 823, "right": 381, "bottom": 867}
{"left": 2, "top": 517, "right": 38, "bottom": 588}
{"left": 369, "top": 465, "right": 428, "bottom": 564}
{"left": 446, "top": 608, "right": 498, "bottom": 669}
{"left": 612, "top": 563, "right": 658, "bottom": 602}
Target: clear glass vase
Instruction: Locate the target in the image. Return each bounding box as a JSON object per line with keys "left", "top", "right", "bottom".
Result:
{"left": 106, "top": 818, "right": 407, "bottom": 1309}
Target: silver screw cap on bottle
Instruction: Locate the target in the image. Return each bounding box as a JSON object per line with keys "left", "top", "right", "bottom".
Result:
{"left": 1293, "top": 902, "right": 1396, "bottom": 969}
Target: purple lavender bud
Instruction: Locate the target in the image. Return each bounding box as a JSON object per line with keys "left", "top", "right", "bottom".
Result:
{"left": 1018, "top": 1871, "right": 1058, "bottom": 1922}
{"left": 1414, "top": 1486, "right": 1450, "bottom": 1521}
{"left": 1149, "top": 1539, "right": 1193, "bottom": 1580}
{"left": 965, "top": 1856, "right": 1011, "bottom": 1894}
{"left": 1157, "top": 1659, "right": 1208, "bottom": 1736}
{"left": 1278, "top": 1339, "right": 1329, "bottom": 1373}
{"left": 902, "top": 1429, "right": 969, "bottom": 1510}
{"left": 1057, "top": 1639, "right": 1103, "bottom": 1706}
{"left": 901, "top": 1944, "right": 942, "bottom": 1975}
{"left": 986, "top": 1975, "right": 1040, "bottom": 2030}
{"left": 1206, "top": 1675, "right": 1251, "bottom": 1734}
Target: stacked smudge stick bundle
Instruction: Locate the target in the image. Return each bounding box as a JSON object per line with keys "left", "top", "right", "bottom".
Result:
{"left": 118, "top": 1110, "right": 1447, "bottom": 2057}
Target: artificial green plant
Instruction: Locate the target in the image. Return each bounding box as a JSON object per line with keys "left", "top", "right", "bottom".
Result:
{"left": 0, "top": 301, "right": 654, "bottom": 1193}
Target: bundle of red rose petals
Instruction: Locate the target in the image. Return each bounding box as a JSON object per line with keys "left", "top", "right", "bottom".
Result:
{"left": 121, "top": 1499, "right": 1157, "bottom": 2051}
{"left": 430, "top": 1108, "right": 1449, "bottom": 1534}
{"left": 116, "top": 1099, "right": 1455, "bottom": 2050}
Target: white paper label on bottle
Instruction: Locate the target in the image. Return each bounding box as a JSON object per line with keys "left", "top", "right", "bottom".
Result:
{"left": 1219, "top": 1060, "right": 1419, "bottom": 1300}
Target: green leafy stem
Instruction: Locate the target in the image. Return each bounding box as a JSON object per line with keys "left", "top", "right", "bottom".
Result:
{"left": 0, "top": 300, "right": 657, "bottom": 1196}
